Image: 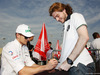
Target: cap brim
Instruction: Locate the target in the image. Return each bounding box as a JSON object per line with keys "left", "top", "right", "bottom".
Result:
{"left": 23, "top": 32, "right": 34, "bottom": 37}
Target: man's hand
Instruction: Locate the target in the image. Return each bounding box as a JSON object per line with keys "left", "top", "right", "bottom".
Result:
{"left": 46, "top": 59, "right": 58, "bottom": 70}
{"left": 59, "top": 60, "right": 71, "bottom": 71}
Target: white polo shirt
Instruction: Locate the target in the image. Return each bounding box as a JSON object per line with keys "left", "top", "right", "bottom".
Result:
{"left": 1, "top": 39, "right": 35, "bottom": 75}
{"left": 90, "top": 38, "right": 100, "bottom": 49}
{"left": 56, "top": 13, "right": 93, "bottom": 69}
{"left": 90, "top": 38, "right": 100, "bottom": 61}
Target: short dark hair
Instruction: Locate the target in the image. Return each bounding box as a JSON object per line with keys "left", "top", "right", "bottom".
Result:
{"left": 49, "top": 42, "right": 52, "bottom": 44}
{"left": 92, "top": 32, "right": 99, "bottom": 39}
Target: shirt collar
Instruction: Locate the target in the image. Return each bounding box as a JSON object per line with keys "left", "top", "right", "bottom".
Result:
{"left": 65, "top": 15, "right": 70, "bottom": 21}
{"left": 63, "top": 15, "right": 71, "bottom": 31}
{"left": 14, "top": 39, "right": 22, "bottom": 48}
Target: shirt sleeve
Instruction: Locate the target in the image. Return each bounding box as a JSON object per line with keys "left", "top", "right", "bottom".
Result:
{"left": 72, "top": 13, "right": 87, "bottom": 30}
{"left": 3, "top": 45, "right": 25, "bottom": 74}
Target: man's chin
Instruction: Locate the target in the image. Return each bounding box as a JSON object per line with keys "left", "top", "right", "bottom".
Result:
{"left": 58, "top": 21, "right": 63, "bottom": 23}
{"left": 23, "top": 43, "right": 27, "bottom": 45}
{"left": 61, "top": 21, "right": 65, "bottom": 24}
{"left": 60, "top": 20, "right": 65, "bottom": 23}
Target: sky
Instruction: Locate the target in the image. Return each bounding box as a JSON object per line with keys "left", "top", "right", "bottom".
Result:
{"left": 0, "top": 0, "right": 100, "bottom": 49}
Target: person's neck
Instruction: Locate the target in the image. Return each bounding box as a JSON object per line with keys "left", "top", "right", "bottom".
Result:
{"left": 65, "top": 14, "right": 70, "bottom": 21}
{"left": 16, "top": 38, "right": 23, "bottom": 46}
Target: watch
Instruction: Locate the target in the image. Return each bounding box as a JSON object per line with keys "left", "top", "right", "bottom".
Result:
{"left": 66, "top": 58, "right": 73, "bottom": 65}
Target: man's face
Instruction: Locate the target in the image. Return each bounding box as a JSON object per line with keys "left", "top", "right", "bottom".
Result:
{"left": 52, "top": 9, "right": 67, "bottom": 23}
{"left": 49, "top": 43, "right": 51, "bottom": 47}
{"left": 29, "top": 36, "right": 34, "bottom": 41}
{"left": 17, "top": 34, "right": 30, "bottom": 45}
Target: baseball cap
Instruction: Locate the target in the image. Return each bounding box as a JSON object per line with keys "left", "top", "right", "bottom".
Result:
{"left": 16, "top": 24, "right": 34, "bottom": 37}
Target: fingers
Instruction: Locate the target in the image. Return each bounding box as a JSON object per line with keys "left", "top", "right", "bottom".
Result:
{"left": 50, "top": 58, "right": 58, "bottom": 62}
{"left": 46, "top": 62, "right": 57, "bottom": 70}
{"left": 49, "top": 59, "right": 58, "bottom": 64}
{"left": 59, "top": 67, "right": 66, "bottom": 71}
{"left": 49, "top": 59, "right": 58, "bottom": 68}
{"left": 58, "top": 66, "right": 69, "bottom": 71}
{"left": 58, "top": 65, "right": 64, "bottom": 71}
{"left": 58, "top": 67, "right": 62, "bottom": 71}
{"left": 46, "top": 58, "right": 59, "bottom": 70}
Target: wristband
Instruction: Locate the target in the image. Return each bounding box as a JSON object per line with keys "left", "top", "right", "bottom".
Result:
{"left": 66, "top": 58, "right": 73, "bottom": 65}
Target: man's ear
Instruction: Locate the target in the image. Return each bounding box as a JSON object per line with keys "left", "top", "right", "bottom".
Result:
{"left": 63, "top": 9, "right": 66, "bottom": 13}
{"left": 16, "top": 33, "right": 20, "bottom": 39}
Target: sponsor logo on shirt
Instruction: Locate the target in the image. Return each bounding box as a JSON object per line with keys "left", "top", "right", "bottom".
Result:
{"left": 9, "top": 51, "right": 13, "bottom": 55}
{"left": 24, "top": 61, "right": 26, "bottom": 64}
{"left": 67, "top": 25, "right": 70, "bottom": 31}
{"left": 12, "top": 55, "right": 19, "bottom": 60}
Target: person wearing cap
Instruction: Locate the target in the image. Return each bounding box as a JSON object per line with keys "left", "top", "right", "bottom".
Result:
{"left": 1, "top": 24, "right": 58, "bottom": 75}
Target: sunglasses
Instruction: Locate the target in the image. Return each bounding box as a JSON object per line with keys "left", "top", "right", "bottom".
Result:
{"left": 19, "top": 34, "right": 29, "bottom": 39}
{"left": 24, "top": 36, "right": 29, "bottom": 39}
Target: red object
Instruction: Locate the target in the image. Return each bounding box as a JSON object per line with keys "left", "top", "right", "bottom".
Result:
{"left": 54, "top": 40, "right": 62, "bottom": 59}
{"left": 88, "top": 51, "right": 91, "bottom": 54}
{"left": 33, "top": 23, "right": 50, "bottom": 61}
{"left": 86, "top": 47, "right": 91, "bottom": 55}
{"left": 56, "top": 40, "right": 62, "bottom": 50}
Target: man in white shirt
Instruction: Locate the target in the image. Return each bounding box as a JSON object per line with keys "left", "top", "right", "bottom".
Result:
{"left": 49, "top": 2, "right": 95, "bottom": 75}
{"left": 1, "top": 24, "right": 58, "bottom": 75}
{"left": 46, "top": 42, "right": 53, "bottom": 60}
{"left": 90, "top": 32, "right": 100, "bottom": 61}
